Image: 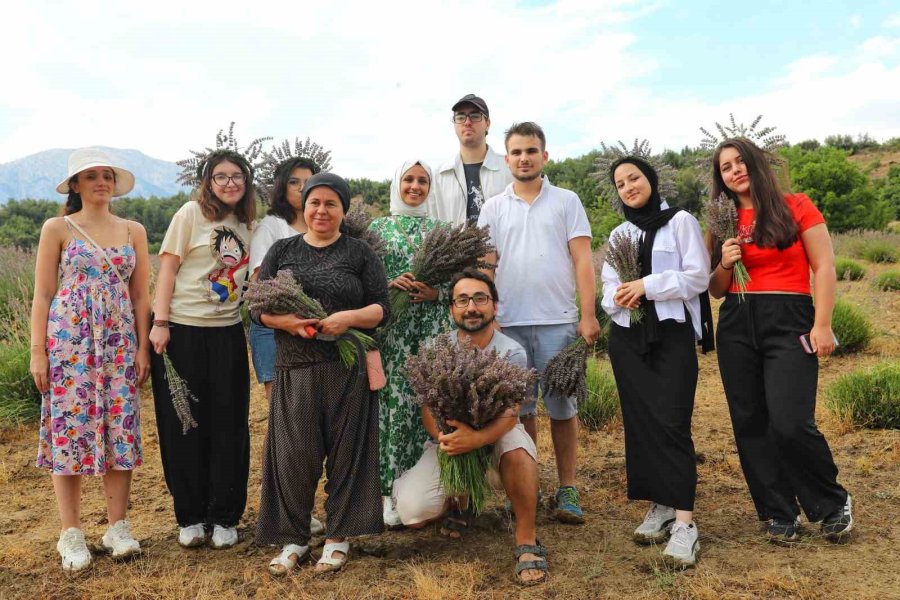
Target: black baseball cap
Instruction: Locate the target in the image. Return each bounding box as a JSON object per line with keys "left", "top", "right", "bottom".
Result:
{"left": 451, "top": 94, "right": 489, "bottom": 118}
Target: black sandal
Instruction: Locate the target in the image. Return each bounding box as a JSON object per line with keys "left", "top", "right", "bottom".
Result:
{"left": 514, "top": 543, "right": 549, "bottom": 586}
{"left": 439, "top": 507, "right": 473, "bottom": 539}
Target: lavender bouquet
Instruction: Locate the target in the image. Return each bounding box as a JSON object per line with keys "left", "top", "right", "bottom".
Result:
{"left": 244, "top": 270, "right": 374, "bottom": 367}
{"left": 162, "top": 353, "right": 198, "bottom": 435}
{"left": 406, "top": 332, "right": 537, "bottom": 514}
{"left": 605, "top": 231, "right": 645, "bottom": 324}
{"left": 543, "top": 337, "right": 591, "bottom": 406}
{"left": 703, "top": 192, "right": 751, "bottom": 298}
{"left": 343, "top": 204, "right": 388, "bottom": 258}
{"left": 388, "top": 222, "right": 494, "bottom": 326}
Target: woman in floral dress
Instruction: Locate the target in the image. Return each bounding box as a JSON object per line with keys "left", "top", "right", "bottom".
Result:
{"left": 369, "top": 159, "right": 451, "bottom": 526}
{"left": 31, "top": 148, "right": 151, "bottom": 571}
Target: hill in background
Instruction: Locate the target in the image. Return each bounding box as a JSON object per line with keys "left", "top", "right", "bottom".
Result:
{"left": 0, "top": 147, "right": 188, "bottom": 203}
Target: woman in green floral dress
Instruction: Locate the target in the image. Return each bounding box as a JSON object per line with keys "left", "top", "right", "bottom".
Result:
{"left": 369, "top": 159, "right": 451, "bottom": 527}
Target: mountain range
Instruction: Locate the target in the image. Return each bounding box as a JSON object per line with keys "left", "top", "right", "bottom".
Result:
{"left": 0, "top": 147, "right": 188, "bottom": 202}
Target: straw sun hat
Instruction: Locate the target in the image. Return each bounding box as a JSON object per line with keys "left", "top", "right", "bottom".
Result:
{"left": 55, "top": 148, "right": 135, "bottom": 196}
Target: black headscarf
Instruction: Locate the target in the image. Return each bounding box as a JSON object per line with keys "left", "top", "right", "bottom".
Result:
{"left": 302, "top": 172, "right": 352, "bottom": 234}
{"left": 609, "top": 157, "right": 714, "bottom": 355}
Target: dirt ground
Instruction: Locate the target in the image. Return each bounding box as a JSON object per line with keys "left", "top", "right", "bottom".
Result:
{"left": 1, "top": 266, "right": 898, "bottom": 600}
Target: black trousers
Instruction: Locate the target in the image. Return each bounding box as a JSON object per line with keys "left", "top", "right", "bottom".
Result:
{"left": 609, "top": 317, "right": 698, "bottom": 511}
{"left": 717, "top": 294, "right": 847, "bottom": 522}
{"left": 149, "top": 322, "right": 250, "bottom": 527}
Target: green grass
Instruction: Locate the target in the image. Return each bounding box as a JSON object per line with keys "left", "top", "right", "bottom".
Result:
{"left": 579, "top": 358, "right": 619, "bottom": 430}
{"left": 872, "top": 270, "right": 900, "bottom": 291}
{"left": 0, "top": 343, "right": 40, "bottom": 424}
{"left": 860, "top": 240, "right": 898, "bottom": 263}
{"left": 831, "top": 300, "right": 874, "bottom": 355}
{"left": 834, "top": 257, "right": 866, "bottom": 281}
{"left": 826, "top": 361, "right": 900, "bottom": 429}
{"left": 0, "top": 248, "right": 40, "bottom": 425}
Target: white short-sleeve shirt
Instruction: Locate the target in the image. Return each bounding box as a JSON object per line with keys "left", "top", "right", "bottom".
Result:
{"left": 477, "top": 177, "right": 592, "bottom": 327}
{"left": 249, "top": 214, "right": 301, "bottom": 274}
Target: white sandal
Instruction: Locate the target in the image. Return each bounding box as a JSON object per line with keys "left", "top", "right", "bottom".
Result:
{"left": 268, "top": 543, "right": 309, "bottom": 576}
{"left": 315, "top": 541, "right": 350, "bottom": 573}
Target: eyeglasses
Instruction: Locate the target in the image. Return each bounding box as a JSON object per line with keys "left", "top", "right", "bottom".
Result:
{"left": 453, "top": 112, "right": 485, "bottom": 124}
{"left": 211, "top": 173, "right": 246, "bottom": 186}
{"left": 451, "top": 293, "right": 492, "bottom": 309}
{"left": 287, "top": 178, "right": 308, "bottom": 189}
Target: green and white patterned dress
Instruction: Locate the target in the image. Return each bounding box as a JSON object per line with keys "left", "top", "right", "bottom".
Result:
{"left": 369, "top": 215, "right": 452, "bottom": 496}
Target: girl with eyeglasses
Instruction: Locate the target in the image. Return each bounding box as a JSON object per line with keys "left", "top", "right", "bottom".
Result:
{"left": 148, "top": 150, "right": 255, "bottom": 550}
{"left": 368, "top": 159, "right": 452, "bottom": 528}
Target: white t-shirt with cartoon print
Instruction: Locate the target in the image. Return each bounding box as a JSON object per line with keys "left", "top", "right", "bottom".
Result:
{"left": 159, "top": 201, "right": 252, "bottom": 327}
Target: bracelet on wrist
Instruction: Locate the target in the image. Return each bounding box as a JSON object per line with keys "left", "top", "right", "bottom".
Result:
{"left": 720, "top": 261, "right": 734, "bottom": 271}
{"left": 153, "top": 319, "right": 170, "bottom": 328}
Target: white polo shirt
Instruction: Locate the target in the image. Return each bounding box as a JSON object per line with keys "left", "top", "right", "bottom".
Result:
{"left": 477, "top": 177, "right": 592, "bottom": 327}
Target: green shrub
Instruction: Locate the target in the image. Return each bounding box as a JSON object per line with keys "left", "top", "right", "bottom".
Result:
{"left": 830, "top": 300, "right": 874, "bottom": 355}
{"left": 834, "top": 257, "right": 866, "bottom": 281}
{"left": 872, "top": 271, "right": 900, "bottom": 291}
{"left": 579, "top": 358, "right": 619, "bottom": 430}
{"left": 0, "top": 342, "right": 40, "bottom": 424}
{"left": 859, "top": 240, "right": 898, "bottom": 263}
{"left": 826, "top": 361, "right": 900, "bottom": 429}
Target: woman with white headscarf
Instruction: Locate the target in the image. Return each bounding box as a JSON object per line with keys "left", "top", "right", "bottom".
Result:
{"left": 369, "top": 159, "right": 452, "bottom": 526}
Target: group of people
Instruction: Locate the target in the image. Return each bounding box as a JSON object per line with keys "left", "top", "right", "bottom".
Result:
{"left": 29, "top": 93, "right": 853, "bottom": 586}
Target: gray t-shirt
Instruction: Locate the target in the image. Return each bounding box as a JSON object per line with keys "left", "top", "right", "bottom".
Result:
{"left": 463, "top": 162, "right": 484, "bottom": 223}
{"left": 453, "top": 329, "right": 527, "bottom": 369}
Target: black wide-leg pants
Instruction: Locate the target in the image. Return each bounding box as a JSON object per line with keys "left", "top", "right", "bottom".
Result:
{"left": 609, "top": 317, "right": 699, "bottom": 511}
{"left": 149, "top": 322, "right": 250, "bottom": 527}
{"left": 717, "top": 293, "right": 847, "bottom": 522}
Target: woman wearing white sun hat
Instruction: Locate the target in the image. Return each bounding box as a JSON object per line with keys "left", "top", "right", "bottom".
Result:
{"left": 31, "top": 147, "right": 151, "bottom": 571}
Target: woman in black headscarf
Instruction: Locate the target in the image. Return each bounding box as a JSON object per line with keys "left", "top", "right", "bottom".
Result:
{"left": 600, "top": 157, "right": 712, "bottom": 569}
{"left": 252, "top": 173, "right": 390, "bottom": 575}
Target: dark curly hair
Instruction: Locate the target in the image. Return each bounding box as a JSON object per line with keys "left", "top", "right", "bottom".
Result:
{"left": 267, "top": 157, "right": 321, "bottom": 224}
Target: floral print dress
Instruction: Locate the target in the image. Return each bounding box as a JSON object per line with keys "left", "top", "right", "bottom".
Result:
{"left": 369, "top": 215, "right": 452, "bottom": 496}
{"left": 36, "top": 229, "right": 142, "bottom": 475}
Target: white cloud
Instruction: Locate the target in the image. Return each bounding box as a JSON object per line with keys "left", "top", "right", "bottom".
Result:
{"left": 2, "top": 0, "right": 898, "bottom": 181}
{"left": 850, "top": 14, "right": 862, "bottom": 28}
{"left": 885, "top": 13, "right": 900, "bottom": 28}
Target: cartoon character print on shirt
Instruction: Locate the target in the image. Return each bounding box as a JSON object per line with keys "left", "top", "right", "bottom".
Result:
{"left": 207, "top": 226, "right": 249, "bottom": 310}
{"left": 467, "top": 182, "right": 485, "bottom": 223}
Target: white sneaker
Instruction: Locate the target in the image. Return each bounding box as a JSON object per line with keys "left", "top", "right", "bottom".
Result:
{"left": 633, "top": 503, "right": 676, "bottom": 544}
{"left": 310, "top": 516, "right": 325, "bottom": 536}
{"left": 210, "top": 525, "right": 238, "bottom": 549}
{"left": 178, "top": 523, "right": 207, "bottom": 548}
{"left": 383, "top": 495, "right": 402, "bottom": 529}
{"left": 101, "top": 519, "right": 141, "bottom": 559}
{"left": 57, "top": 528, "right": 92, "bottom": 572}
{"left": 663, "top": 521, "right": 699, "bottom": 568}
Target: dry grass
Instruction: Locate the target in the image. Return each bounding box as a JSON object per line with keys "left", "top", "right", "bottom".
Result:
{"left": 1, "top": 246, "right": 899, "bottom": 599}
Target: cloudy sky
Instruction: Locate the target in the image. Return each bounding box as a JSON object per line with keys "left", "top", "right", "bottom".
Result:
{"left": 2, "top": 0, "right": 898, "bottom": 179}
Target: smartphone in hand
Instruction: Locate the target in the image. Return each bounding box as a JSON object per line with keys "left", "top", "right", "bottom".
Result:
{"left": 800, "top": 332, "right": 840, "bottom": 354}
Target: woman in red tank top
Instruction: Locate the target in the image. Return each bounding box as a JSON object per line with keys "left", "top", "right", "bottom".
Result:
{"left": 706, "top": 138, "right": 852, "bottom": 545}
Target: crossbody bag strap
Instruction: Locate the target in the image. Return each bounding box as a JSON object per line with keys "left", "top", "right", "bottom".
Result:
{"left": 63, "top": 216, "right": 128, "bottom": 286}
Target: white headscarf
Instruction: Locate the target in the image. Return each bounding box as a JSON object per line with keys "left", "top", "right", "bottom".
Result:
{"left": 389, "top": 159, "right": 434, "bottom": 217}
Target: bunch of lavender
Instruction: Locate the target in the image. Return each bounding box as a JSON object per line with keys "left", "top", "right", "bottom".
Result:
{"left": 703, "top": 192, "right": 751, "bottom": 298}
{"left": 343, "top": 204, "right": 388, "bottom": 258}
{"left": 389, "top": 222, "right": 494, "bottom": 324}
{"left": 543, "top": 337, "right": 591, "bottom": 406}
{"left": 244, "top": 270, "right": 374, "bottom": 367}
{"left": 162, "top": 353, "right": 198, "bottom": 435}
{"left": 605, "top": 231, "right": 645, "bottom": 324}
{"left": 406, "top": 332, "right": 537, "bottom": 513}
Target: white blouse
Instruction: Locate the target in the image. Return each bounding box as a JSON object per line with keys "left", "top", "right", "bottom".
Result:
{"left": 249, "top": 214, "right": 302, "bottom": 273}
{"left": 601, "top": 206, "right": 710, "bottom": 340}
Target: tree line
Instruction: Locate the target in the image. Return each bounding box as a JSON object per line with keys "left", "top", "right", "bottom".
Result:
{"left": 2, "top": 137, "right": 897, "bottom": 252}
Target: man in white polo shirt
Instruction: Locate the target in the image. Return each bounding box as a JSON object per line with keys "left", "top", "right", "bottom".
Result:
{"left": 428, "top": 94, "right": 513, "bottom": 225}
{"left": 478, "top": 121, "right": 600, "bottom": 524}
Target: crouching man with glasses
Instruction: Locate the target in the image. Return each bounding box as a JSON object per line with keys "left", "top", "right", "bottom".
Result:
{"left": 428, "top": 94, "right": 512, "bottom": 225}
{"left": 392, "top": 268, "right": 548, "bottom": 586}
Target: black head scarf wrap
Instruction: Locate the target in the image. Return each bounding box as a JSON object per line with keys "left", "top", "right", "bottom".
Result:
{"left": 609, "top": 157, "right": 714, "bottom": 355}
{"left": 302, "top": 172, "right": 352, "bottom": 234}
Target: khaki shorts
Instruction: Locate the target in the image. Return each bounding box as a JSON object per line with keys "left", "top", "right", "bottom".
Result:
{"left": 393, "top": 424, "right": 537, "bottom": 526}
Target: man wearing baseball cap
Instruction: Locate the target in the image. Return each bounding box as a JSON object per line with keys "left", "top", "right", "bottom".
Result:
{"left": 428, "top": 94, "right": 512, "bottom": 225}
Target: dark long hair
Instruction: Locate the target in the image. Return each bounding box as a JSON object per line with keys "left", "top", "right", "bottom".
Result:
{"left": 268, "top": 157, "right": 321, "bottom": 224}
{"left": 59, "top": 171, "right": 118, "bottom": 216}
{"left": 196, "top": 150, "right": 256, "bottom": 226}
{"left": 711, "top": 137, "right": 797, "bottom": 252}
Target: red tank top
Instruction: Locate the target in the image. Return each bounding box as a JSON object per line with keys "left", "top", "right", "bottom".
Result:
{"left": 729, "top": 193, "right": 825, "bottom": 295}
